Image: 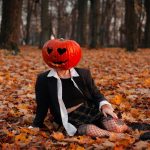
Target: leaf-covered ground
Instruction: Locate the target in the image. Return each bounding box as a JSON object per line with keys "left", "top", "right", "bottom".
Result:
{"left": 0, "top": 46, "right": 150, "bottom": 150}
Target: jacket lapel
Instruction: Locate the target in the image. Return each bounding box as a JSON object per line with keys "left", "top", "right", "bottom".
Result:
{"left": 73, "top": 76, "right": 90, "bottom": 100}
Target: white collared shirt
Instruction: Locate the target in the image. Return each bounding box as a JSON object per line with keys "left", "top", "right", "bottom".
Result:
{"left": 47, "top": 68, "right": 111, "bottom": 136}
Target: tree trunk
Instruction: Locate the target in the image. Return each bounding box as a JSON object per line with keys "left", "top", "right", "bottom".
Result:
{"left": 39, "top": 0, "right": 52, "bottom": 48}
{"left": 113, "top": 0, "right": 117, "bottom": 46}
{"left": 57, "top": 1, "right": 62, "bottom": 38}
{"left": 25, "top": 0, "right": 34, "bottom": 44}
{"left": 125, "top": 0, "right": 138, "bottom": 51}
{"left": 89, "top": 0, "right": 100, "bottom": 48}
{"left": 0, "top": 0, "right": 23, "bottom": 53}
{"left": 70, "top": 3, "right": 78, "bottom": 40}
{"left": 57, "top": 0, "right": 70, "bottom": 39}
{"left": 77, "top": 0, "right": 88, "bottom": 47}
{"left": 144, "top": 0, "right": 150, "bottom": 48}
{"left": 119, "top": 1, "right": 126, "bottom": 47}
{"left": 99, "top": 0, "right": 114, "bottom": 47}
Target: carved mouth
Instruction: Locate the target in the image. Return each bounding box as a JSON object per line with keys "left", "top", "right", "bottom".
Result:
{"left": 53, "top": 60, "right": 68, "bottom": 64}
{"left": 49, "top": 60, "right": 68, "bottom": 67}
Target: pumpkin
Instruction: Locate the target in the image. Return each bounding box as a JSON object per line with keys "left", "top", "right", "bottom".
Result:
{"left": 42, "top": 38, "right": 82, "bottom": 70}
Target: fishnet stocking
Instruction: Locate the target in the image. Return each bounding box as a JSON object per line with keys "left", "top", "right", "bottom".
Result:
{"left": 78, "top": 124, "right": 110, "bottom": 137}
{"left": 102, "top": 117, "right": 129, "bottom": 133}
{"left": 77, "top": 118, "right": 128, "bottom": 137}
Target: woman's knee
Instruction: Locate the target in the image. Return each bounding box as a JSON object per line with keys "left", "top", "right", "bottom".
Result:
{"left": 77, "top": 124, "right": 88, "bottom": 135}
{"left": 77, "top": 124, "right": 97, "bottom": 135}
{"left": 102, "top": 118, "right": 128, "bottom": 133}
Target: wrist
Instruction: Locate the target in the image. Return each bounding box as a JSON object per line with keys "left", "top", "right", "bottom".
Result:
{"left": 101, "top": 104, "right": 109, "bottom": 110}
{"left": 99, "top": 101, "right": 112, "bottom": 110}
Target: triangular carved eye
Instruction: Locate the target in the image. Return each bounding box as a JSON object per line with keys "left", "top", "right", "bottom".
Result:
{"left": 47, "top": 48, "right": 53, "bottom": 54}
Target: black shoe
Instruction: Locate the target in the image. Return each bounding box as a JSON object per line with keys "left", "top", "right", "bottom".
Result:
{"left": 139, "top": 132, "right": 150, "bottom": 141}
{"left": 127, "top": 122, "right": 150, "bottom": 131}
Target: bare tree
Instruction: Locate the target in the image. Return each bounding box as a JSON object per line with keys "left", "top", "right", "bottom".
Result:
{"left": 77, "top": 0, "right": 88, "bottom": 47}
{"left": 0, "top": 0, "right": 23, "bottom": 53}
{"left": 89, "top": 0, "right": 100, "bottom": 48}
{"left": 144, "top": 0, "right": 150, "bottom": 48}
{"left": 70, "top": 1, "right": 78, "bottom": 40}
{"left": 125, "top": 0, "right": 138, "bottom": 51}
{"left": 56, "top": 0, "right": 69, "bottom": 38}
{"left": 99, "top": 0, "right": 114, "bottom": 47}
{"left": 39, "top": 0, "right": 52, "bottom": 48}
{"left": 25, "top": 0, "right": 35, "bottom": 44}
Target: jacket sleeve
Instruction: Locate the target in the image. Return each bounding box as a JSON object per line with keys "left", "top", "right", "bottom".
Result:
{"left": 85, "top": 69, "right": 108, "bottom": 104}
{"left": 32, "top": 74, "right": 49, "bottom": 128}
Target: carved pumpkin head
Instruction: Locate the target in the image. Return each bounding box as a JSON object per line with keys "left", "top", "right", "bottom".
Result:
{"left": 42, "top": 39, "right": 82, "bottom": 70}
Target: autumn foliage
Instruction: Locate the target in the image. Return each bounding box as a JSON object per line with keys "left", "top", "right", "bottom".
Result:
{"left": 0, "top": 46, "right": 150, "bottom": 149}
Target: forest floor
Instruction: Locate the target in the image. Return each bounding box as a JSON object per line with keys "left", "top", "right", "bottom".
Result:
{"left": 0, "top": 46, "right": 150, "bottom": 149}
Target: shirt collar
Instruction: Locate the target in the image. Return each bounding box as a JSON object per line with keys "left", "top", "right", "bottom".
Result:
{"left": 47, "top": 68, "right": 79, "bottom": 79}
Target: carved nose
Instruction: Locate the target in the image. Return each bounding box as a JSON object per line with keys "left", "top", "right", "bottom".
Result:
{"left": 57, "top": 48, "right": 66, "bottom": 55}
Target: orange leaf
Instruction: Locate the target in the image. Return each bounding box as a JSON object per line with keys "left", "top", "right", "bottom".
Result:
{"left": 2, "top": 143, "right": 20, "bottom": 150}
{"left": 69, "top": 143, "right": 85, "bottom": 150}
{"left": 110, "top": 95, "right": 123, "bottom": 105}
{"left": 130, "top": 108, "right": 140, "bottom": 118}
{"left": 114, "top": 137, "right": 135, "bottom": 149}
{"left": 20, "top": 127, "right": 38, "bottom": 135}
{"left": 76, "top": 136, "right": 94, "bottom": 145}
{"left": 144, "top": 78, "right": 150, "bottom": 87}
{"left": 15, "top": 133, "right": 30, "bottom": 143}
{"left": 76, "top": 145, "right": 85, "bottom": 150}
{"left": 39, "top": 131, "right": 49, "bottom": 138}
{"left": 51, "top": 132, "right": 64, "bottom": 141}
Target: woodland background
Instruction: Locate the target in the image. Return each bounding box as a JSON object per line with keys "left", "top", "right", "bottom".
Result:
{"left": 0, "top": 0, "right": 150, "bottom": 149}
{"left": 0, "top": 0, "right": 150, "bottom": 51}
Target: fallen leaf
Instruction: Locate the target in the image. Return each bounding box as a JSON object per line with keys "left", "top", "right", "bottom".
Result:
{"left": 51, "top": 132, "right": 64, "bottom": 141}
{"left": 110, "top": 95, "right": 124, "bottom": 105}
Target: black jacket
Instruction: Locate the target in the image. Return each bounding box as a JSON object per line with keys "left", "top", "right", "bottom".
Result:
{"left": 33, "top": 68, "right": 107, "bottom": 127}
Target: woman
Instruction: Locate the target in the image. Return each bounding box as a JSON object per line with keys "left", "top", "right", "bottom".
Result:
{"left": 32, "top": 39, "right": 128, "bottom": 137}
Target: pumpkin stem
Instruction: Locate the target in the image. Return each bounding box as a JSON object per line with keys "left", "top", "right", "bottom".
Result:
{"left": 59, "top": 38, "right": 65, "bottom": 41}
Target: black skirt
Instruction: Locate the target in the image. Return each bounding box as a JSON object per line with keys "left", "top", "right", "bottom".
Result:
{"left": 68, "top": 101, "right": 103, "bottom": 128}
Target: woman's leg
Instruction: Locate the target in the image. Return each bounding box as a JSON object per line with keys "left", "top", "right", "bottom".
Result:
{"left": 78, "top": 124, "right": 125, "bottom": 138}
{"left": 78, "top": 124, "right": 111, "bottom": 137}
{"left": 101, "top": 116, "right": 129, "bottom": 133}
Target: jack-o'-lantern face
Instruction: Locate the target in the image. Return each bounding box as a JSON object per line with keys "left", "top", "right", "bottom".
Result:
{"left": 42, "top": 39, "right": 82, "bottom": 69}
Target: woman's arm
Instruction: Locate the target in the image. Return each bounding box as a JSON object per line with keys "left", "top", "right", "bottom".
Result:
{"left": 85, "top": 69, "right": 107, "bottom": 103}
{"left": 85, "top": 69, "right": 118, "bottom": 118}
{"left": 32, "top": 74, "right": 49, "bottom": 128}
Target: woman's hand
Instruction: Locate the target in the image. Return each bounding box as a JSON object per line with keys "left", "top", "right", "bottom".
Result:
{"left": 28, "top": 126, "right": 40, "bottom": 131}
{"left": 101, "top": 104, "right": 118, "bottom": 119}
